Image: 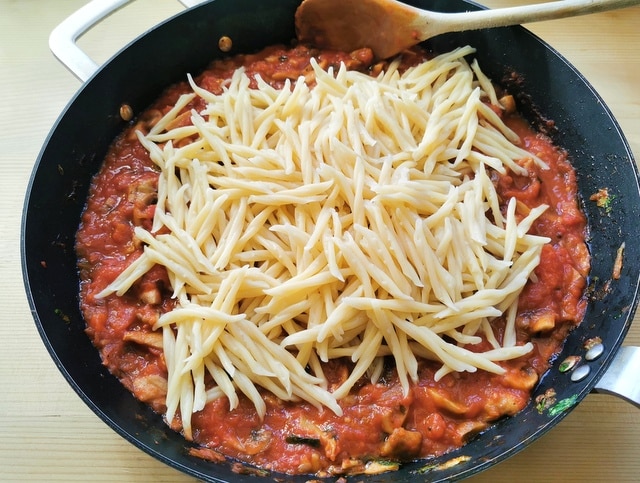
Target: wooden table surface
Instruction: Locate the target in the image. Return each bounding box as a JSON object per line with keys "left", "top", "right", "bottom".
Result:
{"left": 1, "top": 0, "right": 639, "bottom": 481}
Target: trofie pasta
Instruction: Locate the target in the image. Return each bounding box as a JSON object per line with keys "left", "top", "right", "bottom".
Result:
{"left": 77, "top": 44, "right": 589, "bottom": 476}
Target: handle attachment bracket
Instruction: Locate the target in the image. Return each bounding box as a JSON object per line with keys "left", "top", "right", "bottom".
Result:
{"left": 49, "top": 0, "right": 206, "bottom": 82}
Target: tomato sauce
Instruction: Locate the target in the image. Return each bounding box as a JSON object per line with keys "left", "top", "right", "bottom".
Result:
{"left": 76, "top": 44, "right": 589, "bottom": 476}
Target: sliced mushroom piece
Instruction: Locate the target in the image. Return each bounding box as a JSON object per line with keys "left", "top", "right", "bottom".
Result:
{"left": 427, "top": 388, "right": 469, "bottom": 415}
{"left": 380, "top": 427, "right": 423, "bottom": 459}
{"left": 123, "top": 330, "right": 164, "bottom": 349}
{"left": 132, "top": 373, "right": 168, "bottom": 403}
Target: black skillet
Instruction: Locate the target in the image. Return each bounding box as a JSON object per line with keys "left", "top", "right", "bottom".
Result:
{"left": 21, "top": 0, "right": 640, "bottom": 481}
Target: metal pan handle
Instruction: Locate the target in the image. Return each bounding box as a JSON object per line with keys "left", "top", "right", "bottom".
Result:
{"left": 49, "top": 0, "right": 206, "bottom": 82}
{"left": 593, "top": 346, "right": 640, "bottom": 408}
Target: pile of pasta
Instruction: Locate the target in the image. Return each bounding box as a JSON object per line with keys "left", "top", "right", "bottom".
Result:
{"left": 98, "top": 46, "right": 550, "bottom": 438}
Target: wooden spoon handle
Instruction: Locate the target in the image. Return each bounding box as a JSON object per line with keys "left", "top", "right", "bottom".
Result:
{"left": 422, "top": 0, "right": 640, "bottom": 39}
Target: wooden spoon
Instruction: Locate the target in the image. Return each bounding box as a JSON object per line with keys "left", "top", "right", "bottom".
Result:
{"left": 296, "top": 0, "right": 640, "bottom": 59}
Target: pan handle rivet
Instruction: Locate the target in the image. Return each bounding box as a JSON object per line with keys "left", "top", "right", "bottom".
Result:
{"left": 119, "top": 104, "right": 134, "bottom": 122}
{"left": 570, "top": 364, "right": 590, "bottom": 382}
{"left": 585, "top": 343, "right": 604, "bottom": 361}
{"left": 219, "top": 36, "right": 233, "bottom": 52}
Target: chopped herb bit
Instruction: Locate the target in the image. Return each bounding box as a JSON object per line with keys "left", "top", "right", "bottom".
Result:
{"left": 368, "top": 459, "right": 397, "bottom": 466}
{"left": 54, "top": 308, "right": 70, "bottom": 323}
{"left": 548, "top": 394, "right": 579, "bottom": 417}
{"left": 535, "top": 388, "right": 557, "bottom": 414}
{"left": 286, "top": 435, "right": 321, "bottom": 447}
{"left": 589, "top": 187, "right": 615, "bottom": 213}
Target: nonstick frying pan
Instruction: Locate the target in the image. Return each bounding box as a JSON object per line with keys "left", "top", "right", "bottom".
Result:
{"left": 21, "top": 0, "right": 640, "bottom": 481}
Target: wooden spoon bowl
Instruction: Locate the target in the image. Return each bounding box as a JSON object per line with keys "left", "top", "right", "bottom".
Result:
{"left": 296, "top": 0, "right": 640, "bottom": 59}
